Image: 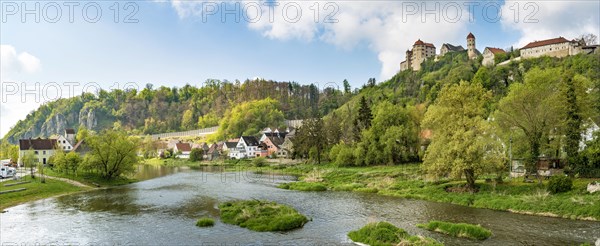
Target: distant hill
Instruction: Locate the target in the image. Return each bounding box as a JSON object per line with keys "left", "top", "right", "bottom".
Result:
{"left": 3, "top": 79, "right": 350, "bottom": 144}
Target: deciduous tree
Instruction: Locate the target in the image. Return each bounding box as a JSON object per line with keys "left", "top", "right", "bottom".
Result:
{"left": 423, "top": 81, "right": 503, "bottom": 191}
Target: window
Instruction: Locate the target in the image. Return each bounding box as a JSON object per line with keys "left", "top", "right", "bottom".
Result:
{"left": 43, "top": 151, "right": 46, "bottom": 155}
{"left": 34, "top": 151, "right": 38, "bottom": 155}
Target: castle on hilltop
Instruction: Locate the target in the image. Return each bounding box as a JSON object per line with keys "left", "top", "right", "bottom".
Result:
{"left": 399, "top": 32, "right": 598, "bottom": 72}
{"left": 400, "top": 33, "right": 480, "bottom": 71}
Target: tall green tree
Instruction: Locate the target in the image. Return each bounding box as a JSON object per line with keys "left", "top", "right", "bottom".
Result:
{"left": 22, "top": 149, "right": 37, "bottom": 178}
{"left": 560, "top": 72, "right": 594, "bottom": 164}
{"left": 85, "top": 130, "right": 139, "bottom": 179}
{"left": 292, "top": 118, "right": 325, "bottom": 164}
{"left": 495, "top": 68, "right": 563, "bottom": 178}
{"left": 343, "top": 79, "right": 351, "bottom": 94}
{"left": 423, "top": 81, "right": 503, "bottom": 190}
{"left": 563, "top": 72, "right": 582, "bottom": 162}
{"left": 357, "top": 96, "right": 373, "bottom": 130}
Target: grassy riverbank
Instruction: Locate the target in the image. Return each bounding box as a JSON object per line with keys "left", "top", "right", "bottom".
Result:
{"left": 44, "top": 168, "right": 138, "bottom": 187}
{"left": 143, "top": 159, "right": 600, "bottom": 220}
{"left": 0, "top": 178, "right": 88, "bottom": 210}
{"left": 268, "top": 163, "right": 600, "bottom": 220}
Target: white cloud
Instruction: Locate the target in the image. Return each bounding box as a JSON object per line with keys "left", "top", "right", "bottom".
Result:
{"left": 501, "top": 1, "right": 600, "bottom": 47}
{"left": 1, "top": 44, "right": 41, "bottom": 79}
{"left": 169, "top": 1, "right": 472, "bottom": 79}
{"left": 0, "top": 45, "right": 42, "bottom": 137}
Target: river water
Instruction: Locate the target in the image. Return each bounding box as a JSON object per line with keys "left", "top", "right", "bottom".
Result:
{"left": 1, "top": 166, "right": 598, "bottom": 245}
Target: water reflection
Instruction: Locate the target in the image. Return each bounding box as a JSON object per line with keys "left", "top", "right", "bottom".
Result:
{"left": 55, "top": 188, "right": 153, "bottom": 215}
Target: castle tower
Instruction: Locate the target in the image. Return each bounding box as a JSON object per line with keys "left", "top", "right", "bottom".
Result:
{"left": 467, "top": 32, "right": 476, "bottom": 59}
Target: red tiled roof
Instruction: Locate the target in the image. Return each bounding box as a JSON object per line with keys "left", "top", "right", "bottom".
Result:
{"left": 467, "top": 32, "right": 475, "bottom": 39}
{"left": 521, "top": 37, "right": 570, "bottom": 49}
{"left": 19, "top": 138, "right": 57, "bottom": 150}
{"left": 175, "top": 143, "right": 192, "bottom": 152}
{"left": 414, "top": 39, "right": 435, "bottom": 48}
{"left": 486, "top": 47, "right": 506, "bottom": 55}
{"left": 65, "top": 128, "right": 75, "bottom": 134}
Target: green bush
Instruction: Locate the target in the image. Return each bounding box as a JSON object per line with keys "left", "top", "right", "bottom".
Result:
{"left": 417, "top": 220, "right": 491, "bottom": 240}
{"left": 195, "top": 217, "right": 215, "bottom": 227}
{"left": 547, "top": 175, "right": 573, "bottom": 194}
{"left": 218, "top": 200, "right": 308, "bottom": 232}
{"left": 348, "top": 222, "right": 441, "bottom": 246}
{"left": 252, "top": 157, "right": 267, "bottom": 167}
{"left": 278, "top": 182, "right": 327, "bottom": 191}
{"left": 190, "top": 148, "right": 203, "bottom": 162}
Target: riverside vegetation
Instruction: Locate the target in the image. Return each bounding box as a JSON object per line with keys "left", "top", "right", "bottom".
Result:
{"left": 267, "top": 164, "right": 600, "bottom": 220}
{"left": 348, "top": 222, "right": 441, "bottom": 246}
{"left": 417, "top": 221, "right": 492, "bottom": 240}
{"left": 195, "top": 217, "right": 215, "bottom": 227}
{"left": 218, "top": 200, "right": 309, "bottom": 232}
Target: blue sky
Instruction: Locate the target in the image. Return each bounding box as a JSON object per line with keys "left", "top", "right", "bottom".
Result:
{"left": 1, "top": 0, "right": 599, "bottom": 136}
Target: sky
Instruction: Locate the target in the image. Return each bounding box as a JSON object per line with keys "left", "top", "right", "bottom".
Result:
{"left": 1, "top": 0, "right": 599, "bottom": 136}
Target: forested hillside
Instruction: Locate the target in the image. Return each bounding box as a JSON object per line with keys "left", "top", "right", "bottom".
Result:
{"left": 3, "top": 79, "right": 350, "bottom": 144}
{"left": 293, "top": 51, "right": 599, "bottom": 178}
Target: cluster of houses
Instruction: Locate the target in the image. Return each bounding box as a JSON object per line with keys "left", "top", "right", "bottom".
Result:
{"left": 17, "top": 129, "right": 88, "bottom": 166}
{"left": 164, "top": 127, "right": 296, "bottom": 160}
{"left": 400, "top": 33, "right": 600, "bottom": 71}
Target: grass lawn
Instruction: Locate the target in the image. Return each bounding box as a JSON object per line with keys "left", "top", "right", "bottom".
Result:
{"left": 44, "top": 168, "right": 137, "bottom": 187}
{"left": 0, "top": 178, "right": 88, "bottom": 210}
{"left": 219, "top": 200, "right": 308, "bottom": 232}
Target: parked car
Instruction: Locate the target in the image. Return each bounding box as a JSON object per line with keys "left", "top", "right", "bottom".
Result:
{"left": 0, "top": 166, "right": 17, "bottom": 178}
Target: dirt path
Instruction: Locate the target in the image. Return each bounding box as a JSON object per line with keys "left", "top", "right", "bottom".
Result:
{"left": 42, "top": 175, "right": 93, "bottom": 188}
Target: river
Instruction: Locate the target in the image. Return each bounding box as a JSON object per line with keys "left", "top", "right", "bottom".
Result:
{"left": 1, "top": 165, "right": 598, "bottom": 245}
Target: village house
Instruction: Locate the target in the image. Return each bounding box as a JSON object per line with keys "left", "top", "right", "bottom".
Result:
{"left": 580, "top": 118, "right": 600, "bottom": 150}
{"left": 261, "top": 135, "right": 286, "bottom": 157}
{"left": 174, "top": 142, "right": 192, "bottom": 159}
{"left": 72, "top": 139, "right": 90, "bottom": 155}
{"left": 206, "top": 143, "right": 221, "bottom": 161}
{"left": 520, "top": 37, "right": 583, "bottom": 59}
{"left": 482, "top": 47, "right": 506, "bottom": 66}
{"left": 230, "top": 136, "right": 260, "bottom": 159}
{"left": 222, "top": 141, "right": 238, "bottom": 156}
{"left": 51, "top": 128, "right": 77, "bottom": 152}
{"left": 18, "top": 138, "right": 57, "bottom": 166}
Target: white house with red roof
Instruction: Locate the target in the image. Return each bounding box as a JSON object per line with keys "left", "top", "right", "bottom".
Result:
{"left": 174, "top": 142, "right": 192, "bottom": 159}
